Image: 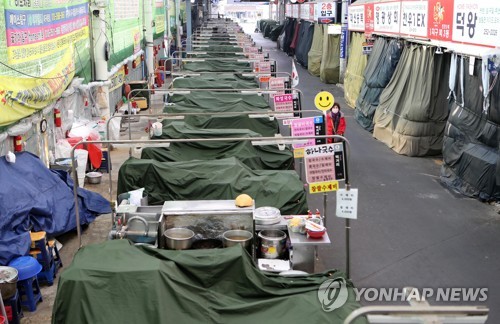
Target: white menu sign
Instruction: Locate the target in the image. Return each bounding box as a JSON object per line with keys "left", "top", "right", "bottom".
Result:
{"left": 400, "top": 1, "right": 428, "bottom": 37}
{"left": 374, "top": 2, "right": 401, "bottom": 34}
{"left": 348, "top": 4, "right": 365, "bottom": 31}
{"left": 452, "top": 0, "right": 500, "bottom": 47}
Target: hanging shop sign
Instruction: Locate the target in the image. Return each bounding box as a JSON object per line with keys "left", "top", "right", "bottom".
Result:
{"left": 362, "top": 41, "right": 374, "bottom": 55}
{"left": 400, "top": 1, "right": 429, "bottom": 37}
{"left": 316, "top": 2, "right": 337, "bottom": 24}
{"left": 290, "top": 116, "right": 325, "bottom": 158}
{"left": 154, "top": 0, "right": 166, "bottom": 34}
{"left": 269, "top": 77, "right": 287, "bottom": 97}
{"left": 4, "top": 0, "right": 89, "bottom": 64}
{"left": 340, "top": 26, "right": 348, "bottom": 58}
{"left": 348, "top": 3, "right": 365, "bottom": 31}
{"left": 364, "top": 3, "right": 375, "bottom": 36}
{"left": 428, "top": 0, "right": 454, "bottom": 41}
{"left": 374, "top": 1, "right": 401, "bottom": 34}
{"left": 273, "top": 94, "right": 294, "bottom": 119}
{"left": 304, "top": 143, "right": 346, "bottom": 193}
{"left": 452, "top": 1, "right": 500, "bottom": 47}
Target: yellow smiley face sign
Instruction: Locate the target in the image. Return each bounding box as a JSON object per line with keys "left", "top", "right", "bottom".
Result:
{"left": 314, "top": 91, "right": 335, "bottom": 111}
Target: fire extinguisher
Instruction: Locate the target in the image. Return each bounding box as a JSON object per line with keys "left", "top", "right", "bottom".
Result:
{"left": 132, "top": 60, "right": 137, "bottom": 69}
{"left": 14, "top": 135, "right": 23, "bottom": 152}
{"left": 54, "top": 108, "right": 62, "bottom": 127}
{"left": 124, "top": 64, "right": 129, "bottom": 75}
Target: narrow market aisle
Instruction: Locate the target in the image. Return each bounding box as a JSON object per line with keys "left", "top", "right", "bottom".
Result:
{"left": 249, "top": 27, "right": 500, "bottom": 322}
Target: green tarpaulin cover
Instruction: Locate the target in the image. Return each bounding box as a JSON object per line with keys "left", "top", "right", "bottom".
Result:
{"left": 117, "top": 157, "right": 307, "bottom": 215}
{"left": 172, "top": 74, "right": 259, "bottom": 89}
{"left": 344, "top": 32, "right": 368, "bottom": 107}
{"left": 142, "top": 123, "right": 294, "bottom": 170}
{"left": 153, "top": 121, "right": 263, "bottom": 139}
{"left": 183, "top": 60, "right": 252, "bottom": 72}
{"left": 308, "top": 23, "right": 324, "bottom": 77}
{"left": 320, "top": 26, "right": 340, "bottom": 84}
{"left": 373, "top": 45, "right": 450, "bottom": 156}
{"left": 53, "top": 241, "right": 366, "bottom": 324}
{"left": 164, "top": 92, "right": 279, "bottom": 137}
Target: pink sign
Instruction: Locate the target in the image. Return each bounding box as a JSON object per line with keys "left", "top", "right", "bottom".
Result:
{"left": 290, "top": 117, "right": 316, "bottom": 148}
{"left": 274, "top": 94, "right": 294, "bottom": 119}
{"left": 304, "top": 143, "right": 346, "bottom": 183}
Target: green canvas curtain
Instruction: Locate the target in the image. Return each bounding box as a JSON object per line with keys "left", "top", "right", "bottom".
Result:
{"left": 344, "top": 32, "right": 368, "bottom": 107}
{"left": 320, "top": 25, "right": 340, "bottom": 84}
{"left": 373, "top": 44, "right": 451, "bottom": 156}
{"left": 308, "top": 24, "right": 324, "bottom": 77}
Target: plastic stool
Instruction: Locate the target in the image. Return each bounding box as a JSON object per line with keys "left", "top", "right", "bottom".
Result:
{"left": 3, "top": 289, "right": 23, "bottom": 324}
{"left": 17, "top": 276, "right": 43, "bottom": 312}
{"left": 8, "top": 256, "right": 43, "bottom": 312}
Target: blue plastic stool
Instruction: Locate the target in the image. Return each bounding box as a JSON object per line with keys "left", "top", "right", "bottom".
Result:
{"left": 3, "top": 289, "right": 23, "bottom": 324}
{"left": 8, "top": 256, "right": 43, "bottom": 312}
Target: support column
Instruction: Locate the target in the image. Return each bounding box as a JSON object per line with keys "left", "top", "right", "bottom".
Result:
{"left": 144, "top": 0, "right": 155, "bottom": 85}
{"left": 186, "top": 0, "right": 192, "bottom": 51}
{"left": 92, "top": 1, "right": 107, "bottom": 81}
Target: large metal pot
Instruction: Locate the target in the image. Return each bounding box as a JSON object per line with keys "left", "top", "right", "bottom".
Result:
{"left": 258, "top": 230, "right": 287, "bottom": 259}
{"left": 0, "top": 266, "right": 18, "bottom": 300}
{"left": 164, "top": 228, "right": 194, "bottom": 250}
{"left": 222, "top": 230, "right": 253, "bottom": 249}
{"left": 85, "top": 172, "right": 102, "bottom": 184}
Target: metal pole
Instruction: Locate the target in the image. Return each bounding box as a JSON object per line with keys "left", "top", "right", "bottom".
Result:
{"left": 343, "top": 139, "right": 351, "bottom": 279}
{"left": 339, "top": 0, "right": 349, "bottom": 83}
{"left": 186, "top": 0, "right": 192, "bottom": 51}
{"left": 323, "top": 192, "right": 327, "bottom": 227}
{"left": 71, "top": 148, "right": 82, "bottom": 247}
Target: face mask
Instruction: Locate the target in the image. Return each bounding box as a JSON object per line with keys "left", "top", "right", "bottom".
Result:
{"left": 332, "top": 108, "right": 339, "bottom": 114}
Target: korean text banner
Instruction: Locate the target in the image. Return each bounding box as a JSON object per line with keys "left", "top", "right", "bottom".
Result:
{"left": 4, "top": 0, "right": 89, "bottom": 64}
{"left": 0, "top": 49, "right": 75, "bottom": 127}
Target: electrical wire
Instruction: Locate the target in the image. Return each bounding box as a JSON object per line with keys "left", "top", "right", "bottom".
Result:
{"left": 0, "top": 60, "right": 77, "bottom": 80}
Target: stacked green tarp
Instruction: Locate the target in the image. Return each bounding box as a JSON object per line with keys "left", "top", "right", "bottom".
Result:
{"left": 117, "top": 157, "right": 308, "bottom": 215}
{"left": 441, "top": 56, "right": 500, "bottom": 201}
{"left": 201, "top": 44, "right": 243, "bottom": 53}
{"left": 53, "top": 241, "right": 367, "bottom": 324}
{"left": 344, "top": 32, "right": 368, "bottom": 106}
{"left": 308, "top": 24, "right": 324, "bottom": 76}
{"left": 320, "top": 25, "right": 341, "bottom": 84}
{"left": 164, "top": 92, "right": 279, "bottom": 136}
{"left": 144, "top": 122, "right": 293, "bottom": 170}
{"left": 172, "top": 74, "right": 258, "bottom": 89}
{"left": 183, "top": 60, "right": 252, "bottom": 72}
{"left": 354, "top": 38, "right": 402, "bottom": 132}
{"left": 373, "top": 45, "right": 451, "bottom": 156}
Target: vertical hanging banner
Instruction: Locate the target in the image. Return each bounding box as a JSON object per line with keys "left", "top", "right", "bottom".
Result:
{"left": 401, "top": 0, "right": 429, "bottom": 38}
{"left": 428, "top": 0, "right": 454, "bottom": 41}
{"left": 348, "top": 3, "right": 365, "bottom": 31}
{"left": 364, "top": 3, "right": 375, "bottom": 36}
{"left": 4, "top": 0, "right": 89, "bottom": 64}
{"left": 154, "top": 0, "right": 166, "bottom": 35}
{"left": 374, "top": 1, "right": 401, "bottom": 35}
{"left": 452, "top": 1, "right": 500, "bottom": 48}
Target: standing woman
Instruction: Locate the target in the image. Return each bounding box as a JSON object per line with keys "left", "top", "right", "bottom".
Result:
{"left": 326, "top": 103, "right": 346, "bottom": 143}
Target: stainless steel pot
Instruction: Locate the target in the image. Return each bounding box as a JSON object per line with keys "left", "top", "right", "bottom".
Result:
{"left": 164, "top": 228, "right": 194, "bottom": 250}
{"left": 0, "top": 266, "right": 18, "bottom": 300}
{"left": 258, "top": 230, "right": 287, "bottom": 259}
{"left": 85, "top": 172, "right": 102, "bottom": 184}
{"left": 222, "top": 230, "right": 253, "bottom": 249}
